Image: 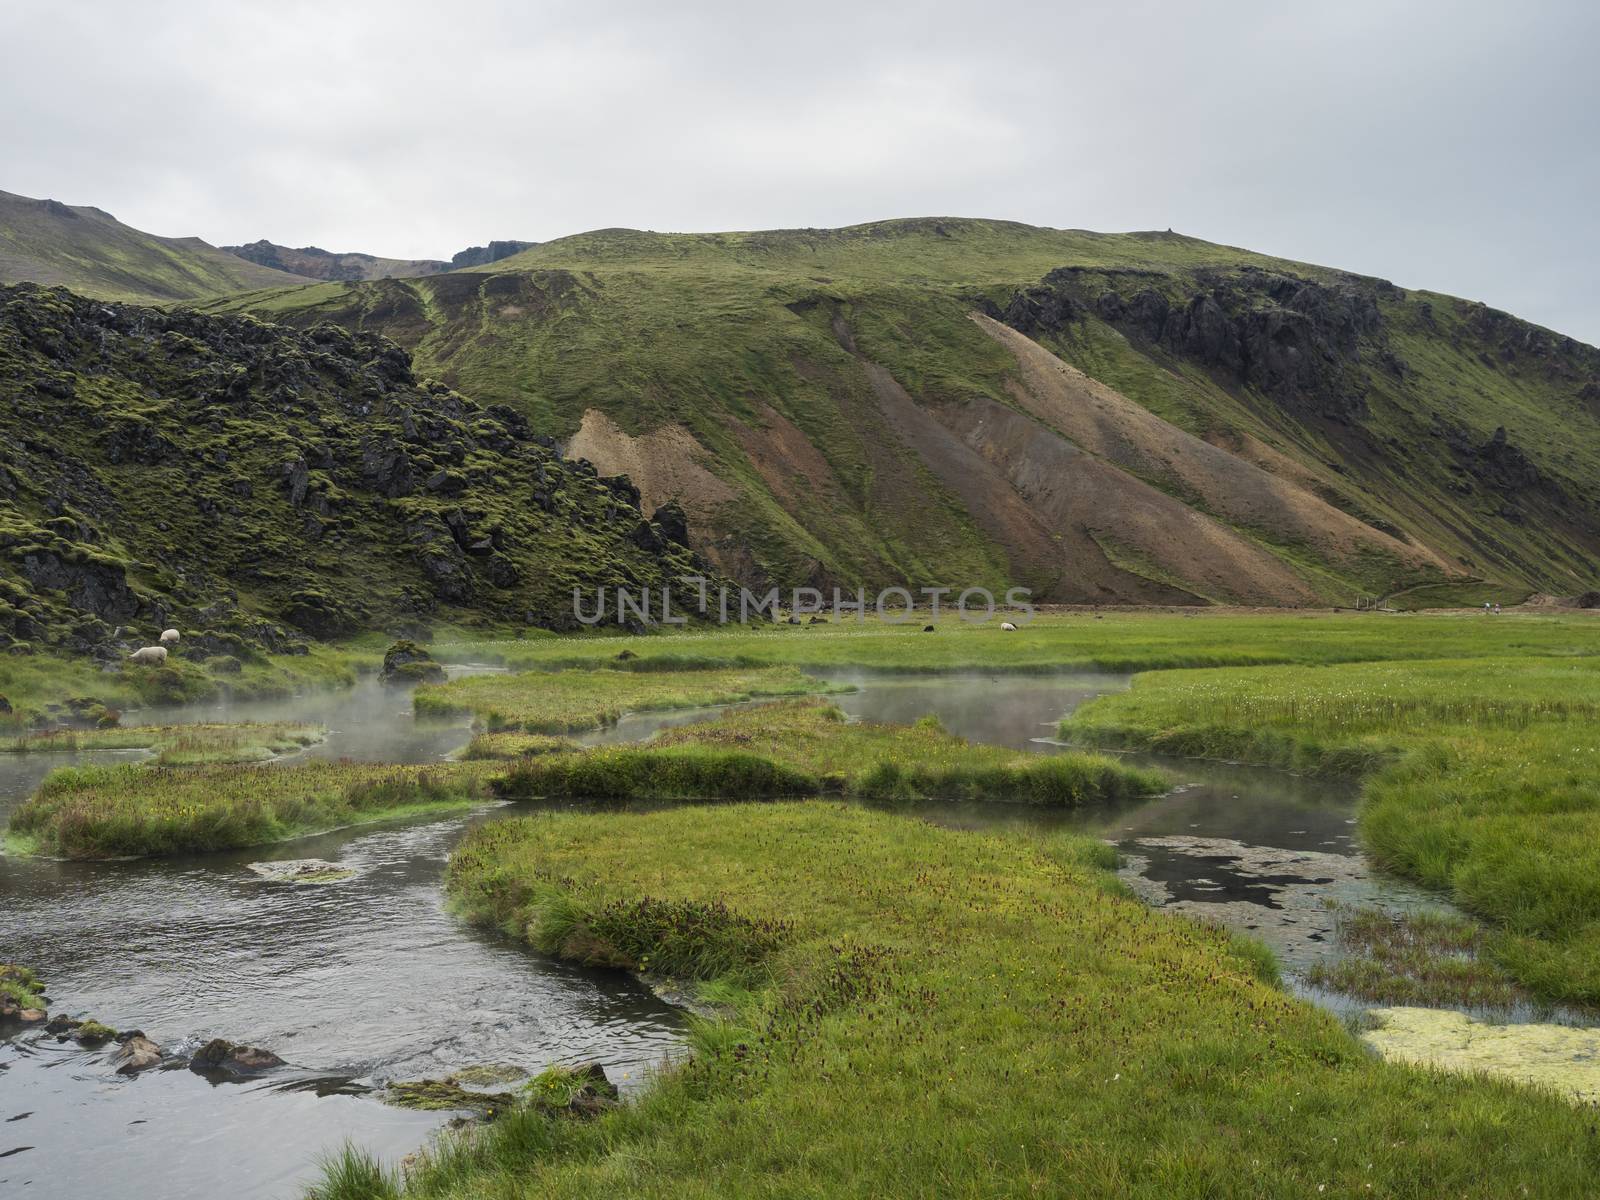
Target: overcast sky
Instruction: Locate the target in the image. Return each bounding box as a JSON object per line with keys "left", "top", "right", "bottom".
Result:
{"left": 4, "top": 1, "right": 1596, "bottom": 342}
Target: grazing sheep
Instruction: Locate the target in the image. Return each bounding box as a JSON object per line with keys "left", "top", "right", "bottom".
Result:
{"left": 159, "top": 628, "right": 181, "bottom": 646}
{"left": 1000, "top": 621, "right": 1017, "bottom": 631}
{"left": 128, "top": 646, "right": 168, "bottom": 665}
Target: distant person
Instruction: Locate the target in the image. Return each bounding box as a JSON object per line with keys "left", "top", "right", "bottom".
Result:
{"left": 1493, "top": 602, "right": 1502, "bottom": 614}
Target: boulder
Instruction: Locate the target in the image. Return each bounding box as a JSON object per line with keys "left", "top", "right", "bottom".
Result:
{"left": 74, "top": 1019, "right": 117, "bottom": 1045}
{"left": 189, "top": 1037, "right": 284, "bottom": 1075}
{"left": 111, "top": 1034, "right": 163, "bottom": 1075}
{"left": 650, "top": 501, "right": 691, "bottom": 548}
{"left": 381, "top": 639, "right": 445, "bottom": 685}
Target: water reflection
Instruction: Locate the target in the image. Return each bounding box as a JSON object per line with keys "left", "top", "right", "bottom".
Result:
{"left": 0, "top": 672, "right": 679, "bottom": 1200}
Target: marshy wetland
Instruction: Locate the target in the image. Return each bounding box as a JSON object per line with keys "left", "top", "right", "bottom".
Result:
{"left": 4, "top": 611, "right": 1600, "bottom": 1198}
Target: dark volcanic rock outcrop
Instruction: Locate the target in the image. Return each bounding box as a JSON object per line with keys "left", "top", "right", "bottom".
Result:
{"left": 449, "top": 240, "right": 537, "bottom": 269}
{"left": 0, "top": 284, "right": 709, "bottom": 658}
{"left": 993, "top": 267, "right": 1393, "bottom": 422}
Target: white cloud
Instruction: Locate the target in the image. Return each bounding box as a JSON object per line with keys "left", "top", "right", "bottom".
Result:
{"left": 2, "top": 0, "right": 1596, "bottom": 340}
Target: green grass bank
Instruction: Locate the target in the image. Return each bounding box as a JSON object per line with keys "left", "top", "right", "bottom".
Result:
{"left": 6, "top": 760, "right": 495, "bottom": 859}
{"left": 413, "top": 665, "right": 846, "bottom": 732}
{"left": 1060, "top": 655, "right": 1600, "bottom": 1003}
{"left": 314, "top": 802, "right": 1600, "bottom": 1199}
{"left": 493, "top": 699, "right": 1163, "bottom": 806}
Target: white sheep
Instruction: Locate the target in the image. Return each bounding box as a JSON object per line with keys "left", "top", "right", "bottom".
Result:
{"left": 1000, "top": 621, "right": 1017, "bottom": 631}
{"left": 159, "top": 628, "right": 181, "bottom": 646}
{"left": 128, "top": 645, "right": 169, "bottom": 665}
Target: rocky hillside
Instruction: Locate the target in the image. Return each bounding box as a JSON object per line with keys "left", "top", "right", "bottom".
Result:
{"left": 0, "top": 190, "right": 306, "bottom": 302}
{"left": 221, "top": 240, "right": 452, "bottom": 283}
{"left": 221, "top": 240, "right": 539, "bottom": 282}
{"left": 0, "top": 284, "right": 705, "bottom": 661}
{"left": 212, "top": 220, "right": 1600, "bottom": 605}
{"left": 448, "top": 241, "right": 537, "bottom": 269}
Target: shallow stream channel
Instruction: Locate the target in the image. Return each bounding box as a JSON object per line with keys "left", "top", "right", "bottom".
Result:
{"left": 1, "top": 668, "right": 1591, "bottom": 1196}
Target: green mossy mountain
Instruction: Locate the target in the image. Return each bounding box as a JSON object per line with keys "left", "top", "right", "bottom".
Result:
{"left": 0, "top": 283, "right": 705, "bottom": 660}
{"left": 0, "top": 190, "right": 306, "bottom": 302}
{"left": 211, "top": 218, "right": 1600, "bottom": 604}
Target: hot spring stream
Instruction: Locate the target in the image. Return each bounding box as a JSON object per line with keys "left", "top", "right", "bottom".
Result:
{"left": 0, "top": 669, "right": 1575, "bottom": 1196}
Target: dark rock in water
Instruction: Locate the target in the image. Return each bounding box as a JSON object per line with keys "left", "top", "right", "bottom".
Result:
{"left": 1, "top": 999, "right": 43, "bottom": 1023}
{"left": 190, "top": 1038, "right": 284, "bottom": 1075}
{"left": 381, "top": 638, "right": 445, "bottom": 684}
{"left": 45, "top": 1015, "right": 81, "bottom": 1035}
{"left": 74, "top": 1019, "right": 117, "bottom": 1045}
{"left": 111, "top": 1034, "right": 162, "bottom": 1075}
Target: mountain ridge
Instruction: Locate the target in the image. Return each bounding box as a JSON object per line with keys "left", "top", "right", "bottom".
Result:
{"left": 5, "top": 193, "right": 1595, "bottom": 611}
{"left": 209, "top": 217, "right": 1600, "bottom": 604}
{"left": 0, "top": 190, "right": 307, "bottom": 301}
{"left": 222, "top": 238, "right": 537, "bottom": 282}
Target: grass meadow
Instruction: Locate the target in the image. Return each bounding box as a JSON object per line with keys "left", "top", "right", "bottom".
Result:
{"left": 412, "top": 664, "right": 846, "bottom": 732}
{"left": 311, "top": 803, "right": 1600, "bottom": 1199}
{"left": 433, "top": 609, "right": 1600, "bottom": 675}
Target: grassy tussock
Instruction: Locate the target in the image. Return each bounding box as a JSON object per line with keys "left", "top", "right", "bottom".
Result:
{"left": 1305, "top": 905, "right": 1525, "bottom": 1009}
{"left": 413, "top": 665, "right": 841, "bottom": 733}
{"left": 492, "top": 700, "right": 1164, "bottom": 806}
{"left": 0, "top": 964, "right": 45, "bottom": 1011}
{"left": 1062, "top": 656, "right": 1600, "bottom": 1002}
{"left": 0, "top": 721, "right": 324, "bottom": 764}
{"left": 313, "top": 803, "right": 1600, "bottom": 1199}
{"left": 458, "top": 732, "right": 582, "bottom": 761}
{"left": 7, "top": 760, "right": 494, "bottom": 859}
{"left": 494, "top": 747, "right": 819, "bottom": 802}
